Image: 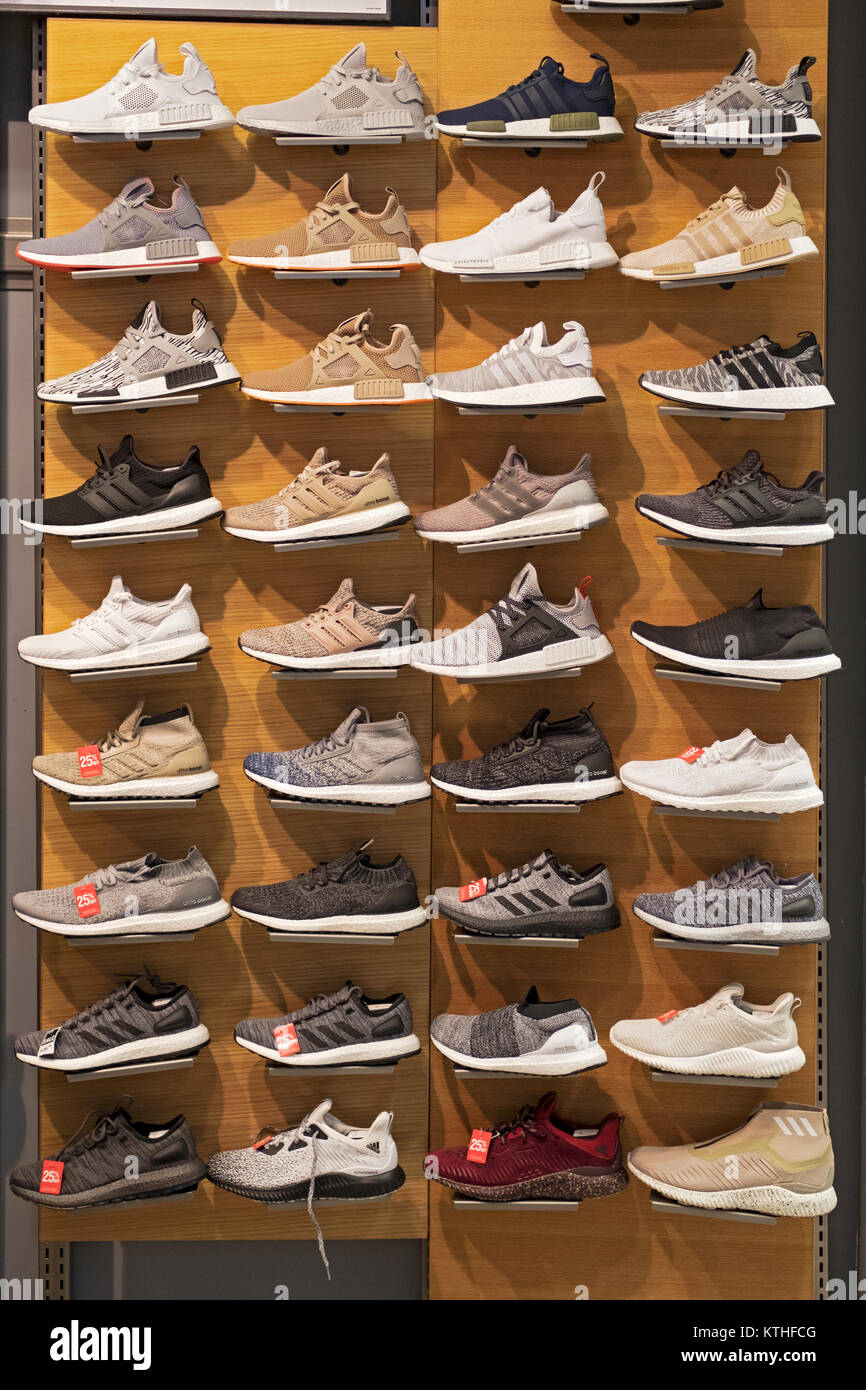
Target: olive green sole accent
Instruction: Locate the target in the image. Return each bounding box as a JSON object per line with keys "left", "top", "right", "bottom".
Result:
{"left": 466, "top": 120, "right": 506, "bottom": 133}
{"left": 550, "top": 112, "right": 600, "bottom": 132}
{"left": 355, "top": 378, "right": 405, "bottom": 400}
{"left": 741, "top": 238, "right": 792, "bottom": 266}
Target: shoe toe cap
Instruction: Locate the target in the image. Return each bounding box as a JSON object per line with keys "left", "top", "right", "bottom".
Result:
{"left": 430, "top": 1012, "right": 473, "bottom": 1051}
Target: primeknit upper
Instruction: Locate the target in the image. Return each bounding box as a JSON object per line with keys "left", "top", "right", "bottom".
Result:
{"left": 231, "top": 845, "right": 419, "bottom": 922}
{"left": 38, "top": 435, "right": 213, "bottom": 528}
{"left": 243, "top": 706, "right": 424, "bottom": 792}
{"left": 435, "top": 853, "right": 614, "bottom": 927}
{"left": 436, "top": 55, "right": 616, "bottom": 127}
{"left": 432, "top": 706, "right": 615, "bottom": 791}
{"left": 636, "top": 50, "right": 815, "bottom": 133}
{"left": 631, "top": 589, "right": 832, "bottom": 661}
{"left": 12, "top": 848, "right": 221, "bottom": 927}
{"left": 432, "top": 986, "right": 597, "bottom": 1060}
{"left": 610, "top": 983, "right": 800, "bottom": 1062}
{"left": 224, "top": 448, "right": 402, "bottom": 532}
{"left": 430, "top": 321, "right": 593, "bottom": 396}
{"left": 416, "top": 447, "right": 599, "bottom": 535}
{"left": 16, "top": 975, "right": 202, "bottom": 1062}
{"left": 243, "top": 310, "right": 424, "bottom": 395}
{"left": 234, "top": 981, "right": 414, "bottom": 1055}
{"left": 12, "top": 1107, "right": 200, "bottom": 1197}
{"left": 634, "top": 855, "right": 824, "bottom": 928}
{"left": 19, "top": 176, "right": 210, "bottom": 258}
{"left": 228, "top": 173, "right": 412, "bottom": 261}
{"left": 637, "top": 451, "right": 827, "bottom": 531}
{"left": 239, "top": 578, "right": 417, "bottom": 660}
{"left": 641, "top": 333, "right": 825, "bottom": 396}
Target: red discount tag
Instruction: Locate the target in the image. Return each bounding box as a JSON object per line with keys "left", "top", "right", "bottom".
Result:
{"left": 273, "top": 1023, "right": 300, "bottom": 1058}
{"left": 678, "top": 746, "right": 705, "bottom": 764}
{"left": 39, "top": 1160, "right": 64, "bottom": 1194}
{"left": 459, "top": 879, "right": 487, "bottom": 903}
{"left": 657, "top": 1009, "right": 679, "bottom": 1024}
{"left": 76, "top": 744, "right": 103, "bottom": 778}
{"left": 74, "top": 883, "right": 100, "bottom": 920}
{"left": 466, "top": 1129, "right": 493, "bottom": 1165}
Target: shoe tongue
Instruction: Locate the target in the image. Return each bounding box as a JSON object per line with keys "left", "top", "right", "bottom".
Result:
{"left": 735, "top": 448, "right": 763, "bottom": 474}
{"left": 717, "top": 728, "right": 757, "bottom": 758}
{"left": 538, "top": 57, "right": 560, "bottom": 76}
{"left": 129, "top": 38, "right": 159, "bottom": 70}
{"left": 710, "top": 983, "right": 745, "bottom": 1007}
{"left": 518, "top": 707, "right": 550, "bottom": 739}
{"left": 731, "top": 49, "right": 757, "bottom": 78}
{"left": 130, "top": 300, "right": 161, "bottom": 333}
{"left": 513, "top": 187, "right": 554, "bottom": 219}
{"left": 327, "top": 578, "right": 355, "bottom": 609}
{"left": 498, "top": 445, "right": 528, "bottom": 475}
{"left": 117, "top": 698, "right": 146, "bottom": 739}
{"left": 508, "top": 562, "right": 542, "bottom": 602}
{"left": 106, "top": 575, "right": 131, "bottom": 602}
{"left": 332, "top": 706, "right": 369, "bottom": 740}
{"left": 323, "top": 173, "right": 355, "bottom": 207}
{"left": 108, "top": 435, "right": 139, "bottom": 468}
{"left": 337, "top": 43, "right": 367, "bottom": 72}
{"left": 336, "top": 309, "right": 373, "bottom": 337}
{"left": 519, "top": 985, "right": 540, "bottom": 1008}
{"left": 744, "top": 588, "right": 765, "bottom": 611}
{"left": 526, "top": 322, "right": 548, "bottom": 349}
{"left": 118, "top": 177, "right": 154, "bottom": 206}
{"left": 534, "top": 1091, "right": 558, "bottom": 1122}
{"left": 722, "top": 185, "right": 746, "bottom": 207}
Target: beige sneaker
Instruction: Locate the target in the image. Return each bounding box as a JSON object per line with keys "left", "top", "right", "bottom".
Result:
{"left": 621, "top": 168, "right": 819, "bottom": 283}
{"left": 227, "top": 173, "right": 420, "bottom": 273}
{"left": 223, "top": 447, "right": 409, "bottom": 543}
{"left": 31, "top": 699, "right": 218, "bottom": 800}
{"left": 239, "top": 578, "right": 418, "bottom": 670}
{"left": 241, "top": 309, "right": 431, "bottom": 407}
{"left": 628, "top": 1102, "right": 836, "bottom": 1217}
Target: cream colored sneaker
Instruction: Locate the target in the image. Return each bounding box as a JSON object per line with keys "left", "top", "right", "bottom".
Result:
{"left": 223, "top": 447, "right": 410, "bottom": 542}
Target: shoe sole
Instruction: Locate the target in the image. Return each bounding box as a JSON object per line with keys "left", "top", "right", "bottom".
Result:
{"left": 429, "top": 378, "right": 606, "bottom": 408}
{"left": 432, "top": 1167, "right": 629, "bottom": 1202}
{"left": 621, "top": 236, "right": 819, "bottom": 283}
{"left": 30, "top": 109, "right": 236, "bottom": 135}
{"left": 243, "top": 766, "right": 432, "bottom": 805}
{"left": 224, "top": 501, "right": 410, "bottom": 543}
{"left": 627, "top": 1163, "right": 837, "bottom": 1218}
{"left": 14, "top": 900, "right": 230, "bottom": 937}
{"left": 33, "top": 769, "right": 219, "bottom": 799}
{"left": 240, "top": 640, "right": 414, "bottom": 671}
{"left": 416, "top": 502, "right": 609, "bottom": 545}
{"left": 412, "top": 633, "right": 613, "bottom": 679}
{"left": 17, "top": 631, "right": 211, "bottom": 671}
{"left": 632, "top": 903, "right": 831, "bottom": 944}
{"left": 17, "top": 1026, "right": 211, "bottom": 1072}
{"left": 633, "top": 116, "right": 822, "bottom": 144}
{"left": 431, "top": 1036, "right": 608, "bottom": 1077}
{"left": 17, "top": 241, "right": 222, "bottom": 272}
{"left": 639, "top": 378, "right": 835, "bottom": 412}
{"left": 38, "top": 359, "right": 241, "bottom": 406}
{"left": 430, "top": 774, "right": 622, "bottom": 803}
{"left": 232, "top": 904, "right": 429, "bottom": 934}
{"left": 242, "top": 383, "right": 432, "bottom": 407}
{"left": 634, "top": 501, "right": 835, "bottom": 547}
{"left": 234, "top": 1033, "right": 421, "bottom": 1066}
{"left": 620, "top": 773, "right": 823, "bottom": 814}
{"left": 21, "top": 497, "right": 223, "bottom": 537}
{"left": 229, "top": 247, "right": 421, "bottom": 271}
{"left": 11, "top": 1159, "right": 207, "bottom": 1208}
{"left": 436, "top": 116, "right": 624, "bottom": 141}
{"left": 207, "top": 1166, "right": 406, "bottom": 1205}
{"left": 631, "top": 630, "right": 842, "bottom": 681}
{"left": 420, "top": 244, "right": 619, "bottom": 276}
{"left": 442, "top": 905, "right": 621, "bottom": 937}
{"left": 608, "top": 1034, "right": 806, "bottom": 1078}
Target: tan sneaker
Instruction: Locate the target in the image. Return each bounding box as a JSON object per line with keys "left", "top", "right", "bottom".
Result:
{"left": 223, "top": 447, "right": 409, "bottom": 543}
{"left": 241, "top": 309, "right": 431, "bottom": 407}
{"left": 628, "top": 1102, "right": 836, "bottom": 1217}
{"left": 32, "top": 699, "right": 218, "bottom": 800}
{"left": 239, "top": 578, "right": 418, "bottom": 670}
{"left": 227, "top": 173, "right": 420, "bottom": 273}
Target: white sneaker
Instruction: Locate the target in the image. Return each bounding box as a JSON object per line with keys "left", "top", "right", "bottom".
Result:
{"left": 428, "top": 320, "right": 604, "bottom": 407}
{"left": 620, "top": 729, "right": 823, "bottom": 814}
{"left": 420, "top": 174, "right": 618, "bottom": 277}
{"left": 17, "top": 575, "right": 210, "bottom": 672}
{"left": 28, "top": 38, "right": 234, "bottom": 136}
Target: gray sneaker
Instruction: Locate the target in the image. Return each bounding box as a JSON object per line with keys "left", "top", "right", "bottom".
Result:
{"left": 234, "top": 981, "right": 420, "bottom": 1067}
{"left": 435, "top": 853, "right": 619, "bottom": 939}
{"left": 431, "top": 986, "right": 607, "bottom": 1076}
{"left": 633, "top": 855, "right": 829, "bottom": 944}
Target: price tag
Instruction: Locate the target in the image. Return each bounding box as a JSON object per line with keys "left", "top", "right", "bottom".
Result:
{"left": 466, "top": 1129, "right": 492, "bottom": 1164}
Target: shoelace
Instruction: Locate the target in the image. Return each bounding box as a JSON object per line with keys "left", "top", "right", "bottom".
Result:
{"left": 70, "top": 596, "right": 121, "bottom": 630}
{"left": 299, "top": 732, "right": 349, "bottom": 761}
{"left": 308, "top": 198, "right": 359, "bottom": 232}
{"left": 262, "top": 1116, "right": 331, "bottom": 1277}
{"left": 64, "top": 971, "right": 172, "bottom": 1033}
{"left": 59, "top": 1111, "right": 121, "bottom": 1161}
{"left": 90, "top": 861, "right": 152, "bottom": 892}
{"left": 485, "top": 329, "right": 534, "bottom": 364}
{"left": 491, "top": 1105, "right": 548, "bottom": 1149}
{"left": 108, "top": 61, "right": 162, "bottom": 97}
{"left": 311, "top": 327, "right": 366, "bottom": 366}
{"left": 487, "top": 861, "right": 537, "bottom": 891}
{"left": 321, "top": 62, "right": 379, "bottom": 94}
{"left": 701, "top": 461, "right": 781, "bottom": 495}
{"left": 489, "top": 732, "right": 539, "bottom": 763}
{"left": 505, "top": 59, "right": 563, "bottom": 94}
{"left": 276, "top": 461, "right": 336, "bottom": 501}
{"left": 81, "top": 456, "right": 126, "bottom": 494}
{"left": 298, "top": 859, "right": 349, "bottom": 890}
{"left": 96, "top": 195, "right": 139, "bottom": 228}
{"left": 706, "top": 859, "right": 767, "bottom": 890}
{"left": 685, "top": 196, "right": 736, "bottom": 231}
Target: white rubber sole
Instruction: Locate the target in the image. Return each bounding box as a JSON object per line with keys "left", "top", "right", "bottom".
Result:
{"left": 620, "top": 772, "right": 824, "bottom": 814}
{"left": 38, "top": 359, "right": 241, "bottom": 406}
{"left": 30, "top": 107, "right": 236, "bottom": 135}
{"left": 17, "top": 630, "right": 210, "bottom": 671}
{"left": 17, "top": 1024, "right": 211, "bottom": 1072}
{"left": 621, "top": 235, "right": 819, "bottom": 283}
{"left": 436, "top": 116, "right": 623, "bottom": 141}
{"left": 631, "top": 630, "right": 841, "bottom": 681}
{"left": 238, "top": 116, "right": 425, "bottom": 138}
{"left": 635, "top": 503, "right": 834, "bottom": 547}
{"left": 242, "top": 382, "right": 432, "bottom": 407}
{"left": 429, "top": 376, "right": 605, "bottom": 408}
{"left": 241, "top": 642, "right": 414, "bottom": 671}
{"left": 634, "top": 116, "right": 822, "bottom": 145}
{"left": 628, "top": 1163, "right": 837, "bottom": 1218}
{"left": 411, "top": 633, "right": 613, "bottom": 679}
{"left": 21, "top": 497, "right": 223, "bottom": 537}
{"left": 14, "top": 899, "right": 230, "bottom": 937}
{"left": 609, "top": 1032, "right": 806, "bottom": 1078}
{"left": 430, "top": 774, "right": 622, "bottom": 803}
{"left": 235, "top": 1033, "right": 421, "bottom": 1066}
{"left": 224, "top": 501, "right": 410, "bottom": 544}
{"left": 18, "top": 241, "right": 222, "bottom": 271}
{"left": 420, "top": 243, "right": 619, "bottom": 276}
{"left": 229, "top": 247, "right": 421, "bottom": 271}
{"left": 33, "top": 768, "right": 218, "bottom": 799}
{"left": 640, "top": 379, "right": 835, "bottom": 412}
{"left": 244, "top": 766, "right": 432, "bottom": 805}
{"left": 632, "top": 903, "right": 831, "bottom": 943}
{"left": 417, "top": 501, "right": 609, "bottom": 544}
{"left": 232, "top": 904, "right": 429, "bottom": 934}
{"left": 431, "top": 1035, "right": 608, "bottom": 1077}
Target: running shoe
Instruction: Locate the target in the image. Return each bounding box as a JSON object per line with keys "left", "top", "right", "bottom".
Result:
{"left": 17, "top": 176, "right": 221, "bottom": 273}
{"left": 620, "top": 168, "right": 818, "bottom": 283}
{"left": 628, "top": 1103, "right": 836, "bottom": 1217}
{"left": 435, "top": 853, "right": 619, "bottom": 939}
{"left": 582, "top": 0, "right": 721, "bottom": 7}
{"left": 631, "top": 589, "right": 840, "bottom": 681}
{"left": 620, "top": 729, "right": 823, "bottom": 814}
{"left": 241, "top": 309, "right": 430, "bottom": 408}
{"left": 15, "top": 973, "right": 210, "bottom": 1073}
{"left": 28, "top": 38, "right": 234, "bottom": 136}
{"left": 610, "top": 983, "right": 805, "bottom": 1078}
{"left": 634, "top": 51, "right": 821, "bottom": 145}
{"left": 431, "top": 987, "right": 607, "bottom": 1077}
{"left": 639, "top": 332, "right": 833, "bottom": 412}
{"left": 420, "top": 174, "right": 618, "bottom": 277}
{"left": 635, "top": 450, "right": 833, "bottom": 546}
{"left": 234, "top": 981, "right": 420, "bottom": 1067}
{"left": 435, "top": 55, "right": 623, "bottom": 142}
{"left": 632, "top": 855, "right": 829, "bottom": 944}
{"left": 239, "top": 579, "right": 419, "bottom": 671}
{"left": 428, "top": 321, "right": 604, "bottom": 409}
{"left": 17, "top": 574, "right": 209, "bottom": 672}
{"left": 237, "top": 44, "right": 426, "bottom": 139}
{"left": 37, "top": 300, "right": 240, "bottom": 407}
{"left": 411, "top": 564, "right": 612, "bottom": 679}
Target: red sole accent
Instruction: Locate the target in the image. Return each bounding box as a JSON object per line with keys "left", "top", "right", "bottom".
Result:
{"left": 16, "top": 249, "right": 222, "bottom": 272}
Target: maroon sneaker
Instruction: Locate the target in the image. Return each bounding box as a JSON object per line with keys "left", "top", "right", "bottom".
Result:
{"left": 424, "top": 1091, "right": 628, "bottom": 1202}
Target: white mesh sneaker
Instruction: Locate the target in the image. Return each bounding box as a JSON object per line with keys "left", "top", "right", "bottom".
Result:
{"left": 428, "top": 321, "right": 604, "bottom": 408}
{"left": 620, "top": 729, "right": 823, "bottom": 814}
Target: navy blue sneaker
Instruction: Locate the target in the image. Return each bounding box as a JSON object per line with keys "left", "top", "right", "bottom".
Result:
{"left": 435, "top": 55, "right": 622, "bottom": 142}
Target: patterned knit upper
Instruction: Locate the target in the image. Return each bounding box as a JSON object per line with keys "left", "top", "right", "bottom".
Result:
{"left": 634, "top": 854, "right": 823, "bottom": 927}
{"left": 231, "top": 845, "right": 419, "bottom": 921}
{"left": 224, "top": 449, "right": 399, "bottom": 531}
{"left": 642, "top": 334, "right": 824, "bottom": 394}
{"left": 432, "top": 707, "right": 613, "bottom": 791}
{"left": 637, "top": 50, "right": 813, "bottom": 130}
{"left": 24, "top": 176, "right": 209, "bottom": 256}
{"left": 228, "top": 173, "right": 411, "bottom": 260}
{"left": 637, "top": 451, "right": 827, "bottom": 530}
{"left": 239, "top": 578, "right": 416, "bottom": 659}
{"left": 12, "top": 849, "right": 220, "bottom": 926}
{"left": 432, "top": 987, "right": 595, "bottom": 1060}
{"left": 243, "top": 310, "right": 423, "bottom": 394}
{"left": 13, "top": 1108, "right": 199, "bottom": 1195}
{"left": 416, "top": 447, "right": 598, "bottom": 534}
{"left": 234, "top": 982, "right": 414, "bottom": 1055}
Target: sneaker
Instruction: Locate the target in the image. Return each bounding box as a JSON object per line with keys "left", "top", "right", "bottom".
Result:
{"left": 411, "top": 564, "right": 612, "bottom": 678}
{"left": 17, "top": 574, "right": 209, "bottom": 672}
{"left": 620, "top": 168, "right": 818, "bottom": 283}
{"left": 37, "top": 300, "right": 240, "bottom": 406}
{"left": 639, "top": 331, "right": 833, "bottom": 412}
{"left": 243, "top": 706, "right": 430, "bottom": 806}
{"left": 435, "top": 55, "right": 623, "bottom": 142}
{"left": 631, "top": 589, "right": 840, "bottom": 681}
{"left": 610, "top": 984, "right": 805, "bottom": 1078}
{"left": 435, "top": 853, "right": 619, "bottom": 939}
{"left": 415, "top": 447, "right": 608, "bottom": 544}
{"left": 234, "top": 981, "right": 420, "bottom": 1067}
{"left": 241, "top": 309, "right": 430, "bottom": 408}
{"left": 31, "top": 698, "right": 218, "bottom": 800}
{"left": 582, "top": 0, "right": 722, "bottom": 7}
{"left": 628, "top": 1103, "right": 836, "bottom": 1217}
{"left": 223, "top": 447, "right": 410, "bottom": 543}
{"left": 231, "top": 842, "right": 426, "bottom": 936}
{"left": 632, "top": 854, "right": 829, "bottom": 944}
{"left": 15, "top": 973, "right": 210, "bottom": 1074}
{"left": 239, "top": 579, "right": 419, "bottom": 671}
{"left": 21, "top": 435, "right": 222, "bottom": 538}
{"left": 425, "top": 1092, "right": 628, "bottom": 1203}
{"left": 227, "top": 173, "right": 419, "bottom": 273}
{"left": 236, "top": 44, "right": 426, "bottom": 139}
{"left": 28, "top": 38, "right": 234, "bottom": 137}
{"left": 10, "top": 1105, "right": 206, "bottom": 1209}
{"left": 634, "top": 51, "right": 821, "bottom": 145}
{"left": 635, "top": 449, "right": 833, "bottom": 547}
{"left": 431, "top": 987, "right": 607, "bottom": 1076}
{"left": 420, "top": 175, "right": 618, "bottom": 277}
{"left": 430, "top": 705, "right": 621, "bottom": 804}
{"left": 17, "top": 176, "right": 221, "bottom": 273}
{"left": 620, "top": 729, "right": 823, "bottom": 814}
{"left": 429, "top": 321, "right": 604, "bottom": 409}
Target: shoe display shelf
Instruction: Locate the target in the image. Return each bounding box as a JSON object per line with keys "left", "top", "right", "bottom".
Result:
{"left": 272, "top": 668, "right": 400, "bottom": 682}
{"left": 68, "top": 264, "right": 202, "bottom": 284}
{"left": 70, "top": 129, "right": 204, "bottom": 151}
{"left": 65, "top": 795, "right": 208, "bottom": 808}
{"left": 656, "top": 404, "right": 789, "bottom": 421}
{"left": 273, "top": 134, "right": 427, "bottom": 152}
{"left": 272, "top": 402, "right": 426, "bottom": 416}
{"left": 458, "top": 137, "right": 613, "bottom": 156}
{"left": 656, "top": 265, "right": 788, "bottom": 291}
{"left": 455, "top": 666, "right": 583, "bottom": 686}
{"left": 68, "top": 394, "right": 204, "bottom": 417}
{"left": 264, "top": 927, "right": 411, "bottom": 944}
{"left": 653, "top": 664, "right": 784, "bottom": 692}
{"left": 67, "top": 654, "right": 210, "bottom": 684}
{"left": 266, "top": 793, "right": 400, "bottom": 814}
{"left": 453, "top": 519, "right": 607, "bottom": 554}
{"left": 457, "top": 269, "right": 587, "bottom": 287}
{"left": 265, "top": 1062, "right": 400, "bottom": 1077}
{"left": 451, "top": 930, "right": 585, "bottom": 948}
{"left": 659, "top": 137, "right": 799, "bottom": 158}
{"left": 451, "top": 789, "right": 623, "bottom": 813}
{"left": 66, "top": 1055, "right": 201, "bottom": 1084}
{"left": 263, "top": 1192, "right": 398, "bottom": 1209}
{"left": 559, "top": 2, "right": 719, "bottom": 21}
{"left": 649, "top": 1193, "right": 776, "bottom": 1225}
{"left": 69, "top": 527, "right": 209, "bottom": 550}
{"left": 652, "top": 931, "right": 826, "bottom": 956}
{"left": 649, "top": 1070, "right": 778, "bottom": 1089}
{"left": 451, "top": 1195, "right": 582, "bottom": 1210}
{"left": 269, "top": 523, "right": 406, "bottom": 554}
{"left": 273, "top": 269, "right": 402, "bottom": 285}
{"left": 655, "top": 535, "right": 784, "bottom": 557}
{"left": 651, "top": 804, "right": 782, "bottom": 822}
{"left": 66, "top": 931, "right": 200, "bottom": 947}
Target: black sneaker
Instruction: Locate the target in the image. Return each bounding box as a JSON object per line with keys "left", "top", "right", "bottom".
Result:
{"left": 230, "top": 842, "right": 427, "bottom": 936}
{"left": 636, "top": 450, "right": 833, "bottom": 547}
{"left": 430, "top": 706, "right": 621, "bottom": 804}
{"left": 234, "top": 981, "right": 421, "bottom": 1067}
{"left": 631, "top": 589, "right": 841, "bottom": 681}
{"left": 435, "top": 854, "right": 620, "bottom": 939}
{"left": 21, "top": 434, "right": 222, "bottom": 538}
{"left": 10, "top": 1105, "right": 206, "bottom": 1208}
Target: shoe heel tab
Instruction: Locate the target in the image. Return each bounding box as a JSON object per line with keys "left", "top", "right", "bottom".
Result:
{"left": 589, "top": 53, "right": 610, "bottom": 71}
{"left": 367, "top": 1110, "right": 395, "bottom": 1142}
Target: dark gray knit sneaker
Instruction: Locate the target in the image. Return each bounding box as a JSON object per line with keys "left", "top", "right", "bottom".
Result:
{"left": 633, "top": 855, "right": 829, "bottom": 943}
{"left": 9, "top": 1105, "right": 206, "bottom": 1209}
{"left": 230, "top": 842, "right": 427, "bottom": 936}
{"left": 431, "top": 986, "right": 607, "bottom": 1076}
{"left": 436, "top": 854, "right": 619, "bottom": 939}
{"left": 234, "top": 981, "right": 420, "bottom": 1067}
{"left": 15, "top": 974, "right": 210, "bottom": 1073}
{"left": 430, "top": 705, "right": 621, "bottom": 804}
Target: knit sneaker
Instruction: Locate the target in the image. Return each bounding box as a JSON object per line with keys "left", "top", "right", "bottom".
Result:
{"left": 639, "top": 331, "right": 834, "bottom": 412}
{"left": 432, "top": 987, "right": 607, "bottom": 1077}
{"left": 634, "top": 51, "right": 821, "bottom": 145}
{"left": 31, "top": 698, "right": 218, "bottom": 800}
{"left": 620, "top": 729, "right": 823, "bottom": 814}
{"left": 430, "top": 704, "right": 621, "bottom": 804}
{"left": 428, "top": 320, "right": 604, "bottom": 408}
{"left": 15, "top": 973, "right": 210, "bottom": 1073}
{"left": 411, "top": 563, "right": 612, "bottom": 679}
{"left": 241, "top": 309, "right": 431, "bottom": 408}
{"left": 610, "top": 983, "right": 805, "bottom": 1078}
{"left": 435, "top": 55, "right": 623, "bottom": 142}
{"left": 243, "top": 706, "right": 430, "bottom": 806}
{"left": 632, "top": 854, "right": 829, "bottom": 944}
{"left": 415, "top": 446, "right": 608, "bottom": 544}
{"left": 223, "top": 448, "right": 410, "bottom": 543}
{"left": 635, "top": 449, "right": 833, "bottom": 546}
{"left": 239, "top": 578, "right": 419, "bottom": 671}
{"left": 435, "top": 853, "right": 619, "bottom": 939}
{"left": 234, "top": 981, "right": 420, "bottom": 1067}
